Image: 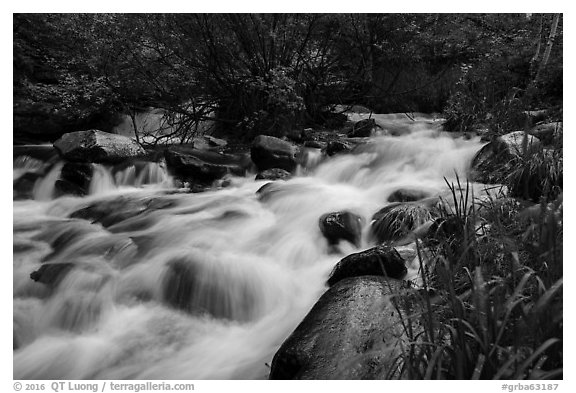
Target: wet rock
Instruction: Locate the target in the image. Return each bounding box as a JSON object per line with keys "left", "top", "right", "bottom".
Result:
{"left": 370, "top": 202, "right": 435, "bottom": 243}
{"left": 470, "top": 131, "right": 541, "bottom": 184}
{"left": 164, "top": 147, "right": 245, "bottom": 183}
{"left": 326, "top": 140, "right": 353, "bottom": 156}
{"left": 255, "top": 182, "right": 276, "bottom": 201}
{"left": 70, "top": 196, "right": 174, "bottom": 228}
{"left": 529, "top": 122, "right": 562, "bottom": 146}
{"left": 269, "top": 276, "right": 405, "bottom": 379}
{"left": 162, "top": 258, "right": 256, "bottom": 322}
{"left": 250, "top": 135, "right": 301, "bottom": 172}
{"left": 348, "top": 118, "right": 378, "bottom": 138}
{"left": 388, "top": 188, "right": 431, "bottom": 203}
{"left": 55, "top": 162, "right": 93, "bottom": 197}
{"left": 162, "top": 259, "right": 198, "bottom": 312}
{"left": 319, "top": 211, "right": 363, "bottom": 247}
{"left": 54, "top": 130, "right": 145, "bottom": 164}
{"left": 327, "top": 245, "right": 406, "bottom": 286}
{"left": 255, "top": 168, "right": 292, "bottom": 181}
{"left": 30, "top": 263, "right": 74, "bottom": 285}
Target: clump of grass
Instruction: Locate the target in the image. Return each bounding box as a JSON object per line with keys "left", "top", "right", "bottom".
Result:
{"left": 507, "top": 147, "right": 563, "bottom": 203}
{"left": 389, "top": 176, "right": 563, "bottom": 379}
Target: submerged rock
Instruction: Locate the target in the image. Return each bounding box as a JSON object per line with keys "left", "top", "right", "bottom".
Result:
{"left": 70, "top": 196, "right": 174, "bottom": 228}
{"left": 370, "top": 202, "right": 435, "bottom": 242}
{"left": 470, "top": 131, "right": 541, "bottom": 184}
{"left": 269, "top": 276, "right": 405, "bottom": 379}
{"left": 250, "top": 135, "right": 301, "bottom": 172}
{"left": 162, "top": 258, "right": 256, "bottom": 322}
{"left": 255, "top": 168, "right": 292, "bottom": 181}
{"left": 327, "top": 245, "right": 407, "bottom": 286}
{"left": 388, "top": 188, "right": 431, "bottom": 203}
{"left": 30, "top": 263, "right": 74, "bottom": 285}
{"left": 54, "top": 130, "right": 145, "bottom": 164}
{"left": 319, "top": 211, "right": 363, "bottom": 247}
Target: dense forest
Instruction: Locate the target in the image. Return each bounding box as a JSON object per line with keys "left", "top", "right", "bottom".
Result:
{"left": 13, "top": 13, "right": 563, "bottom": 381}
{"left": 14, "top": 13, "right": 562, "bottom": 143}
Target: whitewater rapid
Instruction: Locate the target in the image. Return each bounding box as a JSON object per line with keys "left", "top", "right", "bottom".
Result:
{"left": 13, "top": 114, "right": 486, "bottom": 379}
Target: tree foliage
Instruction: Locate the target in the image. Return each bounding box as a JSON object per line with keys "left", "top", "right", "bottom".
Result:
{"left": 13, "top": 13, "right": 563, "bottom": 142}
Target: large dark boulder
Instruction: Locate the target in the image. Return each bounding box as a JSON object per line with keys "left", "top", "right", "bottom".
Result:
{"left": 319, "top": 211, "right": 363, "bottom": 247}
{"left": 164, "top": 147, "right": 246, "bottom": 183}
{"left": 370, "top": 202, "right": 435, "bottom": 243}
{"left": 250, "top": 135, "right": 301, "bottom": 172}
{"left": 470, "top": 131, "right": 541, "bottom": 184}
{"left": 269, "top": 276, "right": 405, "bottom": 379}
{"left": 255, "top": 168, "right": 292, "bottom": 181}
{"left": 348, "top": 119, "right": 378, "bottom": 138}
{"left": 327, "top": 245, "right": 407, "bottom": 286}
{"left": 54, "top": 130, "right": 145, "bottom": 164}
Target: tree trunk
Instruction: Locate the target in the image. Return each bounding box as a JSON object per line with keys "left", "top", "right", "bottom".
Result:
{"left": 535, "top": 13, "right": 561, "bottom": 82}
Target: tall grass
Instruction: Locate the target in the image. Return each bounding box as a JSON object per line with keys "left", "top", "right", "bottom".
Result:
{"left": 391, "top": 176, "right": 563, "bottom": 379}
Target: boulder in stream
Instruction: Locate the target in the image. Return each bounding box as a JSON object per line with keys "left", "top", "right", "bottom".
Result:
{"left": 348, "top": 118, "right": 378, "bottom": 138}
{"left": 326, "top": 140, "right": 354, "bottom": 156}
{"left": 54, "top": 130, "right": 146, "bottom": 164}
{"left": 165, "top": 146, "right": 246, "bottom": 183}
{"left": 470, "top": 131, "right": 541, "bottom": 184}
{"left": 327, "top": 245, "right": 407, "bottom": 286}
{"left": 250, "top": 135, "right": 302, "bottom": 172}
{"left": 319, "top": 211, "right": 363, "bottom": 247}
{"left": 269, "top": 276, "right": 406, "bottom": 379}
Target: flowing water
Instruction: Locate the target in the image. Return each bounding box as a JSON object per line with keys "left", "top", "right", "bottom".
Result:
{"left": 13, "top": 114, "right": 488, "bottom": 379}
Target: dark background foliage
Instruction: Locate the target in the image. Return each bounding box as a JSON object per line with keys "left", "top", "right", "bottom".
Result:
{"left": 13, "top": 13, "right": 563, "bottom": 143}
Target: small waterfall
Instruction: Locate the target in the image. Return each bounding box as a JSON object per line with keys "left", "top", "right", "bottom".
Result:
{"left": 32, "top": 162, "right": 63, "bottom": 201}
{"left": 132, "top": 162, "right": 173, "bottom": 187}
{"left": 89, "top": 164, "right": 117, "bottom": 195}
